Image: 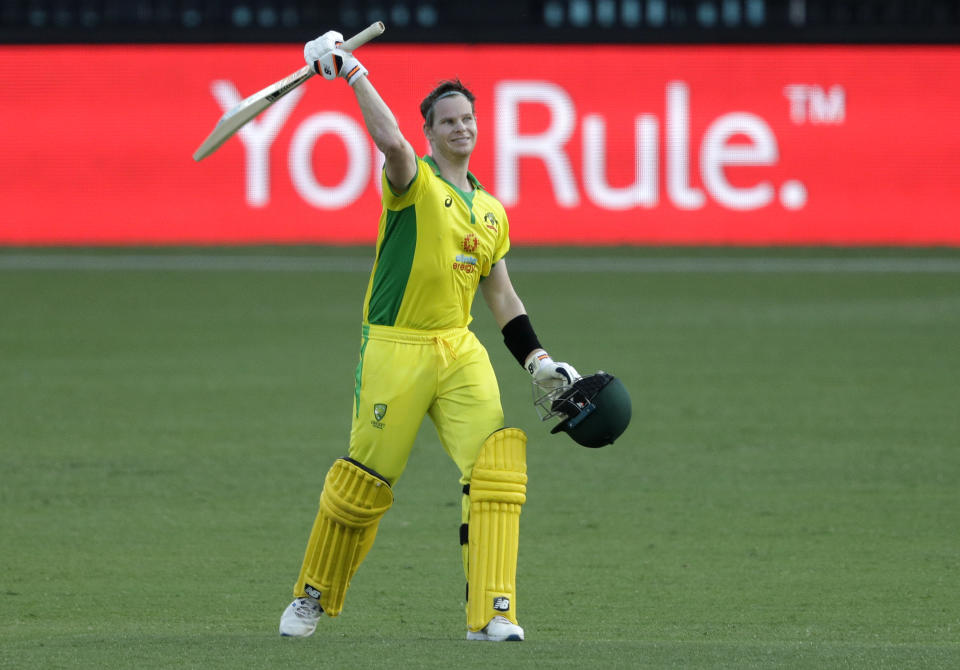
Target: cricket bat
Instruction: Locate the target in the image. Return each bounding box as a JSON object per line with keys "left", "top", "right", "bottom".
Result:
{"left": 193, "top": 21, "right": 385, "bottom": 162}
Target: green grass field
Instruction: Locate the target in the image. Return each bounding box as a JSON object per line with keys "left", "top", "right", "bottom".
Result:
{"left": 2, "top": 247, "right": 958, "bottom": 669}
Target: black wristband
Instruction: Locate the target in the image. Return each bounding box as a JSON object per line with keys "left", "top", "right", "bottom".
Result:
{"left": 501, "top": 314, "right": 542, "bottom": 367}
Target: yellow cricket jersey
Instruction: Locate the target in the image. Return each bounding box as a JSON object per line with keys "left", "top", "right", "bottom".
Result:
{"left": 362, "top": 156, "right": 511, "bottom": 331}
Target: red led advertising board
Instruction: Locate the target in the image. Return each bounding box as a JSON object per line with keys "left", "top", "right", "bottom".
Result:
{"left": 1, "top": 45, "right": 958, "bottom": 245}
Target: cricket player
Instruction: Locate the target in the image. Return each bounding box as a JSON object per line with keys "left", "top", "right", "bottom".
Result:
{"left": 279, "top": 31, "right": 580, "bottom": 642}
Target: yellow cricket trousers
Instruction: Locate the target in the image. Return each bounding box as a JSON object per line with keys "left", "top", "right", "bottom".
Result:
{"left": 348, "top": 324, "right": 505, "bottom": 485}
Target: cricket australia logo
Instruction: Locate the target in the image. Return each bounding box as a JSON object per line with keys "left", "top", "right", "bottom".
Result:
{"left": 371, "top": 403, "right": 387, "bottom": 429}
{"left": 493, "top": 596, "right": 510, "bottom": 612}
{"left": 483, "top": 212, "right": 499, "bottom": 232}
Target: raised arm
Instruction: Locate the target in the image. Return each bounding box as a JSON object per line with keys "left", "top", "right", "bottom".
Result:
{"left": 351, "top": 77, "right": 418, "bottom": 190}
{"left": 304, "top": 31, "right": 417, "bottom": 189}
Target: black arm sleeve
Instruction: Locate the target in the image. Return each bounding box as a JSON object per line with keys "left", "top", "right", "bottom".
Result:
{"left": 501, "top": 314, "right": 542, "bottom": 367}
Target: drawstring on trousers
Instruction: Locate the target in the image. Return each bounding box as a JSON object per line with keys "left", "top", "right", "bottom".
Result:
{"left": 434, "top": 336, "right": 458, "bottom": 368}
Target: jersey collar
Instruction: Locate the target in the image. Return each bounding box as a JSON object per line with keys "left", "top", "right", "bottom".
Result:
{"left": 422, "top": 155, "right": 484, "bottom": 192}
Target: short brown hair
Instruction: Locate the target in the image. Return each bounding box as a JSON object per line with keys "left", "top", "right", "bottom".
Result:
{"left": 420, "top": 79, "right": 476, "bottom": 127}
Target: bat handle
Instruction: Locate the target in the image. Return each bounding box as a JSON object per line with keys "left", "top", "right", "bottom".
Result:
{"left": 342, "top": 21, "right": 386, "bottom": 52}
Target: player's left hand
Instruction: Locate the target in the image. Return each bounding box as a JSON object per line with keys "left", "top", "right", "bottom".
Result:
{"left": 525, "top": 350, "right": 580, "bottom": 389}
{"left": 304, "top": 30, "right": 368, "bottom": 85}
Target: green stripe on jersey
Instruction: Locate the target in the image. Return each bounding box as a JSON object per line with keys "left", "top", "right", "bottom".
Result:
{"left": 354, "top": 325, "right": 370, "bottom": 417}
{"left": 367, "top": 205, "right": 417, "bottom": 326}
{"left": 452, "top": 183, "right": 476, "bottom": 225}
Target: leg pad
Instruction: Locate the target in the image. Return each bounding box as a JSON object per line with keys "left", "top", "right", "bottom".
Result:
{"left": 466, "top": 428, "right": 527, "bottom": 631}
{"left": 294, "top": 458, "right": 393, "bottom": 616}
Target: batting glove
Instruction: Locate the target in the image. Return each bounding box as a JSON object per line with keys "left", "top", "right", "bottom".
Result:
{"left": 304, "top": 31, "right": 368, "bottom": 86}
{"left": 525, "top": 349, "right": 580, "bottom": 390}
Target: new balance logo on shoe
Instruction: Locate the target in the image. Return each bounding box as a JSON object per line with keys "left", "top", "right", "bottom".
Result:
{"left": 493, "top": 596, "right": 510, "bottom": 612}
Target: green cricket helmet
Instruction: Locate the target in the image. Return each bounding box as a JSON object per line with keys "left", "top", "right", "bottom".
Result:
{"left": 534, "top": 371, "right": 632, "bottom": 448}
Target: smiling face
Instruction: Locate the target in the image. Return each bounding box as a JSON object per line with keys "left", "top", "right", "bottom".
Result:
{"left": 424, "top": 93, "right": 477, "bottom": 161}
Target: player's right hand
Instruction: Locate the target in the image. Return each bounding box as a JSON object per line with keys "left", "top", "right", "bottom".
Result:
{"left": 305, "top": 31, "right": 344, "bottom": 78}
{"left": 304, "top": 30, "right": 367, "bottom": 85}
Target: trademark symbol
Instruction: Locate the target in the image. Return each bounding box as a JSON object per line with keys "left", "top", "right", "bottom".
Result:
{"left": 783, "top": 84, "right": 846, "bottom": 125}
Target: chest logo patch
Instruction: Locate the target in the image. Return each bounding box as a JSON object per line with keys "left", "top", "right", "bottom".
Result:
{"left": 483, "top": 212, "right": 499, "bottom": 232}
{"left": 444, "top": 196, "right": 453, "bottom": 207}
{"left": 462, "top": 233, "right": 479, "bottom": 253}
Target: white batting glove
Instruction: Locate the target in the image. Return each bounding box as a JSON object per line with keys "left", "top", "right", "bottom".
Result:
{"left": 305, "top": 31, "right": 342, "bottom": 75}
{"left": 525, "top": 349, "right": 580, "bottom": 390}
{"left": 304, "top": 31, "right": 368, "bottom": 86}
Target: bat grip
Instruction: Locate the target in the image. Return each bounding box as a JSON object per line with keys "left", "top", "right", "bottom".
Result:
{"left": 342, "top": 21, "right": 386, "bottom": 52}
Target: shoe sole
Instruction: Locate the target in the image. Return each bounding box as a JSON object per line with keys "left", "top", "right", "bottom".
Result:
{"left": 466, "top": 632, "right": 524, "bottom": 641}
{"left": 279, "top": 622, "right": 318, "bottom": 637}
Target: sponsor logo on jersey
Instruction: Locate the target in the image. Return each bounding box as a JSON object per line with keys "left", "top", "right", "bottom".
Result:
{"left": 452, "top": 253, "right": 478, "bottom": 274}
{"left": 444, "top": 196, "right": 453, "bottom": 207}
{"left": 484, "top": 212, "right": 499, "bottom": 232}
{"left": 462, "top": 233, "right": 479, "bottom": 253}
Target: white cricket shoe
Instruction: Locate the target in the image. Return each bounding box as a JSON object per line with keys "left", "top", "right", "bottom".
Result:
{"left": 466, "top": 615, "right": 525, "bottom": 641}
{"left": 279, "top": 597, "right": 323, "bottom": 637}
